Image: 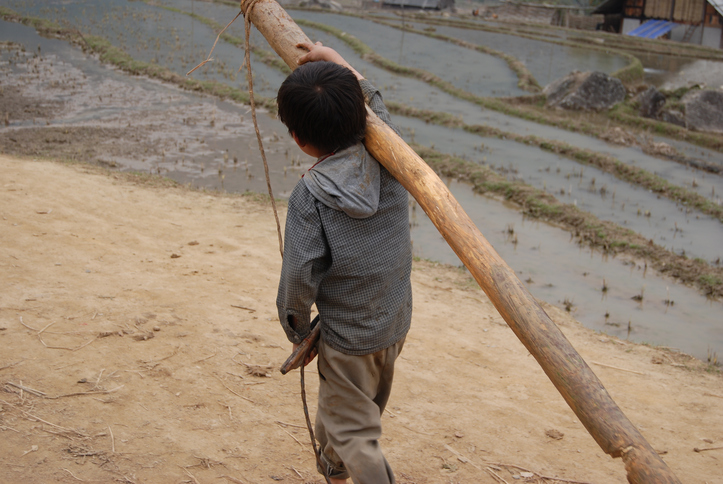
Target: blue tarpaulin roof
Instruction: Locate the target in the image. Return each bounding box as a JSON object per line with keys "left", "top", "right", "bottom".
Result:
{"left": 626, "top": 19, "right": 676, "bottom": 38}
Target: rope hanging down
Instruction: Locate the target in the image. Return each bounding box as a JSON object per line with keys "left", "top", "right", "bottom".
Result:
{"left": 187, "top": 2, "right": 284, "bottom": 259}
{"left": 242, "top": 0, "right": 284, "bottom": 259}
{"left": 188, "top": 4, "right": 328, "bottom": 481}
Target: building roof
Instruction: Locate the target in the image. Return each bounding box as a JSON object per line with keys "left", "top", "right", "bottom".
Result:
{"left": 710, "top": 0, "right": 723, "bottom": 16}
{"left": 626, "top": 19, "right": 677, "bottom": 37}
{"left": 595, "top": 0, "right": 723, "bottom": 17}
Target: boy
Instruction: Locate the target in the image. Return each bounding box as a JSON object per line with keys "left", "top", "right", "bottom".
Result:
{"left": 276, "top": 42, "right": 412, "bottom": 484}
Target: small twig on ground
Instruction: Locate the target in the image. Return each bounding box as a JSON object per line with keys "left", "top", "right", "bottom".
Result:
{"left": 276, "top": 423, "right": 307, "bottom": 450}
{"left": 180, "top": 466, "right": 201, "bottom": 484}
{"left": 92, "top": 369, "right": 105, "bottom": 390}
{"left": 219, "top": 401, "right": 233, "bottom": 420}
{"left": 694, "top": 445, "right": 723, "bottom": 452}
{"left": 210, "top": 373, "right": 255, "bottom": 403}
{"left": 108, "top": 426, "right": 115, "bottom": 453}
{"left": 590, "top": 361, "right": 646, "bottom": 375}
{"left": 6, "top": 382, "right": 46, "bottom": 397}
{"left": 39, "top": 334, "right": 98, "bottom": 352}
{"left": 143, "top": 345, "right": 181, "bottom": 364}
{"left": 288, "top": 465, "right": 303, "bottom": 478}
{"left": 37, "top": 321, "right": 55, "bottom": 335}
{"left": 6, "top": 382, "right": 124, "bottom": 399}
{"left": 704, "top": 392, "right": 723, "bottom": 399}
{"left": 401, "top": 424, "right": 433, "bottom": 436}
{"left": 63, "top": 467, "right": 85, "bottom": 481}
{"left": 194, "top": 348, "right": 218, "bottom": 363}
{"left": 486, "top": 467, "right": 509, "bottom": 484}
{"left": 484, "top": 461, "right": 593, "bottom": 484}
{"left": 230, "top": 305, "right": 256, "bottom": 312}
{"left": 444, "top": 444, "right": 482, "bottom": 470}
{"left": 275, "top": 420, "right": 306, "bottom": 429}
{"left": 18, "top": 316, "right": 37, "bottom": 331}
{"left": 1, "top": 399, "right": 87, "bottom": 437}
{"left": 0, "top": 360, "right": 23, "bottom": 371}
{"left": 218, "top": 475, "right": 246, "bottom": 484}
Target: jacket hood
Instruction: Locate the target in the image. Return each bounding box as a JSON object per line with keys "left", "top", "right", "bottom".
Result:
{"left": 303, "top": 144, "right": 380, "bottom": 219}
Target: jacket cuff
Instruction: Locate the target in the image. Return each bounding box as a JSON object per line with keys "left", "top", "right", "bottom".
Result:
{"left": 359, "top": 79, "right": 379, "bottom": 105}
{"left": 279, "top": 310, "right": 309, "bottom": 344}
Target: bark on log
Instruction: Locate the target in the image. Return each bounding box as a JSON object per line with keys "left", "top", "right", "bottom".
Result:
{"left": 240, "top": 1, "right": 682, "bottom": 482}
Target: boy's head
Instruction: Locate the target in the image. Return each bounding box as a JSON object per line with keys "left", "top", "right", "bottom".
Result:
{"left": 277, "top": 61, "right": 366, "bottom": 155}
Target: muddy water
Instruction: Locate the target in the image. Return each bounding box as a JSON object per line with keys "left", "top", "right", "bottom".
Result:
{"left": 0, "top": 19, "right": 300, "bottom": 197}
{"left": 1, "top": 6, "right": 722, "bottom": 361}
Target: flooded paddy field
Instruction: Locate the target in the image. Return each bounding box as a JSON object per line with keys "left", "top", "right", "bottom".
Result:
{"left": 1, "top": 1, "right": 722, "bottom": 361}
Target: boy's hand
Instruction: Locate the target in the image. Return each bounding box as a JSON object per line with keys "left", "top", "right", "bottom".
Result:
{"left": 292, "top": 342, "right": 318, "bottom": 366}
{"left": 296, "top": 41, "right": 364, "bottom": 80}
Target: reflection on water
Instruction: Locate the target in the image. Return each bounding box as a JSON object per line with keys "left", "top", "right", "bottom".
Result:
{"left": 638, "top": 52, "right": 723, "bottom": 89}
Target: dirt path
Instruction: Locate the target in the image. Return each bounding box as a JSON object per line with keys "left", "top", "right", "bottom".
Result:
{"left": 0, "top": 154, "right": 721, "bottom": 483}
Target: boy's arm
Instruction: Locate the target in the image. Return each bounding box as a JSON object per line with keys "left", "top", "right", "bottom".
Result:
{"left": 276, "top": 192, "right": 330, "bottom": 345}
{"left": 297, "top": 42, "right": 400, "bottom": 136}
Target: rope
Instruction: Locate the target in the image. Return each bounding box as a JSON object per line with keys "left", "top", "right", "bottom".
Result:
{"left": 185, "top": 1, "right": 283, "bottom": 259}
{"left": 240, "top": 3, "right": 328, "bottom": 482}
{"left": 242, "top": 0, "right": 284, "bottom": 259}
{"left": 301, "top": 347, "right": 332, "bottom": 484}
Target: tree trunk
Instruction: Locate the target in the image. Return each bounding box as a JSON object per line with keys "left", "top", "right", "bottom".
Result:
{"left": 240, "top": 1, "right": 682, "bottom": 481}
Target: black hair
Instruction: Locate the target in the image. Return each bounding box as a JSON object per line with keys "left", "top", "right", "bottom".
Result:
{"left": 277, "top": 61, "right": 366, "bottom": 154}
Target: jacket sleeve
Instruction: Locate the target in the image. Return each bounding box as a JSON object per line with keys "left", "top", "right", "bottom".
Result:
{"left": 276, "top": 185, "right": 331, "bottom": 344}
{"left": 359, "top": 79, "right": 402, "bottom": 138}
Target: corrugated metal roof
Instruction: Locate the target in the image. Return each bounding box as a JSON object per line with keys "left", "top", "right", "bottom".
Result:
{"left": 626, "top": 19, "right": 677, "bottom": 38}
{"left": 709, "top": 0, "right": 723, "bottom": 17}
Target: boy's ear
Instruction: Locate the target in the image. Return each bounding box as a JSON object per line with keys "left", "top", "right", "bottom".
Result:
{"left": 291, "top": 132, "right": 305, "bottom": 148}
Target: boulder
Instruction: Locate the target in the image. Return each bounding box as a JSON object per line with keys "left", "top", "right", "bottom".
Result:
{"left": 636, "top": 86, "right": 666, "bottom": 119}
{"left": 683, "top": 89, "right": 723, "bottom": 133}
{"left": 544, "top": 71, "right": 626, "bottom": 111}
{"left": 658, "top": 109, "right": 686, "bottom": 128}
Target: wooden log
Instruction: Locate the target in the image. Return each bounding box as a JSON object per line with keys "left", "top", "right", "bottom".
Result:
{"left": 240, "top": 1, "right": 682, "bottom": 482}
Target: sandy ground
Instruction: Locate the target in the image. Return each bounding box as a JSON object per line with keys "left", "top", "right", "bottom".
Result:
{"left": 1, "top": 154, "right": 722, "bottom": 484}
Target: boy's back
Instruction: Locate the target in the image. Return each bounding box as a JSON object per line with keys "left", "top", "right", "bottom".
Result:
{"left": 275, "top": 43, "right": 412, "bottom": 483}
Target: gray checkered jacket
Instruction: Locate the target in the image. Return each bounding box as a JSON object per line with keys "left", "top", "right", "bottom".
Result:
{"left": 276, "top": 80, "right": 412, "bottom": 356}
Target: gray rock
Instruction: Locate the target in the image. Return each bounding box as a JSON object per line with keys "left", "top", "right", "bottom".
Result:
{"left": 683, "top": 89, "right": 723, "bottom": 133}
{"left": 637, "top": 86, "right": 666, "bottom": 119}
{"left": 544, "top": 71, "right": 626, "bottom": 111}
{"left": 658, "top": 109, "right": 687, "bottom": 128}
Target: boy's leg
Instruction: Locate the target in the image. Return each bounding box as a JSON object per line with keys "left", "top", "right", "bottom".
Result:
{"left": 315, "top": 338, "right": 405, "bottom": 484}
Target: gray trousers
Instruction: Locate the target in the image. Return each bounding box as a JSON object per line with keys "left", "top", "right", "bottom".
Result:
{"left": 315, "top": 337, "right": 405, "bottom": 484}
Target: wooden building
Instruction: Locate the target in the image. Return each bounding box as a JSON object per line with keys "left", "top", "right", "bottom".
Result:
{"left": 594, "top": 0, "right": 723, "bottom": 47}
{"left": 381, "top": 0, "right": 455, "bottom": 10}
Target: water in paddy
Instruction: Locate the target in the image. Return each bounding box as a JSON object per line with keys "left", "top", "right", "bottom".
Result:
{"left": 397, "top": 118, "right": 723, "bottom": 263}
{"left": 2, "top": 5, "right": 721, "bottom": 361}
{"left": 388, "top": 21, "right": 630, "bottom": 87}
{"left": 636, "top": 52, "right": 723, "bottom": 90}
{"left": 288, "top": 10, "right": 525, "bottom": 97}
